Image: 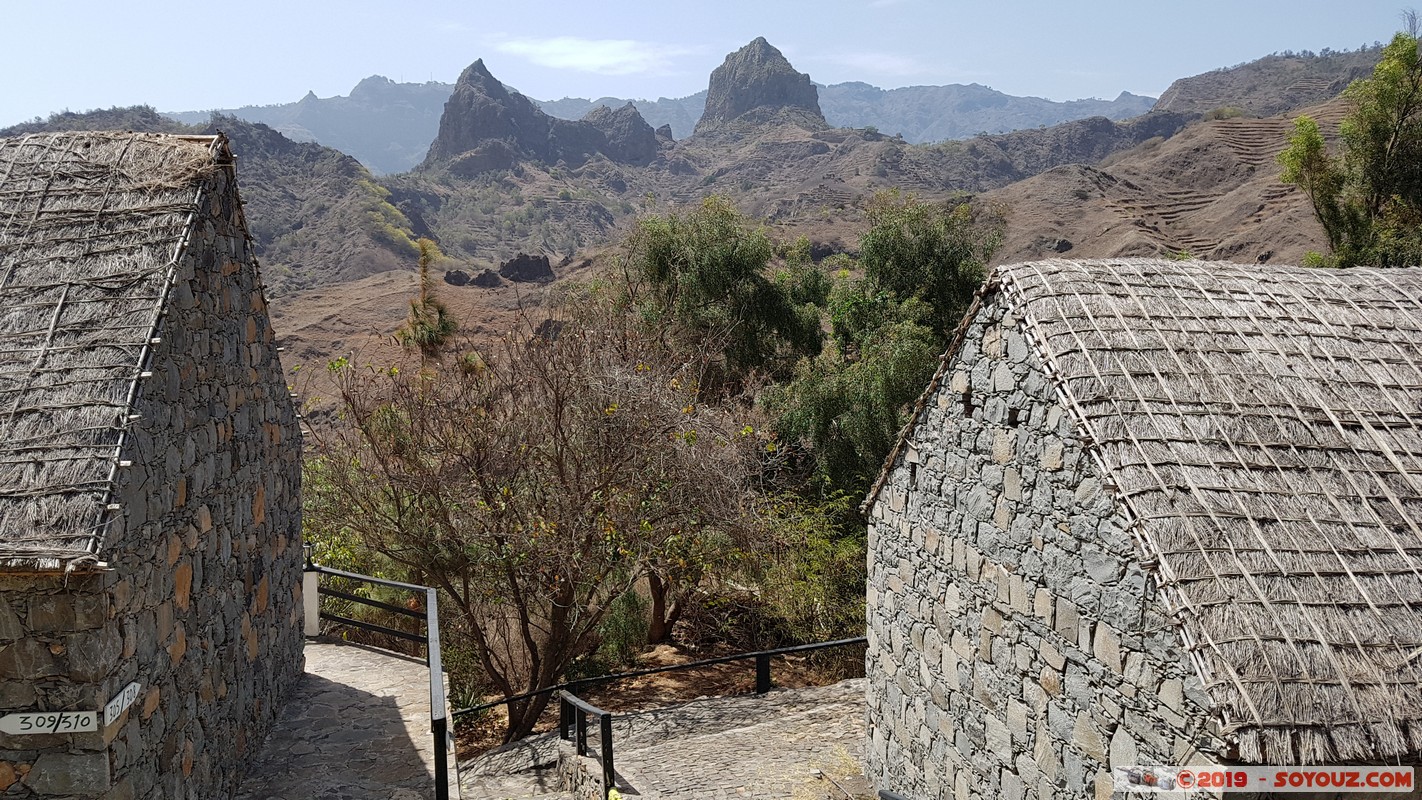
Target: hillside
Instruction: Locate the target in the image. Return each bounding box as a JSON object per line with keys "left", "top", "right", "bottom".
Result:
{"left": 378, "top": 41, "right": 1188, "bottom": 278}
{"left": 1, "top": 105, "right": 196, "bottom": 136}
{"left": 214, "top": 116, "right": 420, "bottom": 293}
{"left": 1153, "top": 46, "right": 1380, "bottom": 116}
{"left": 0, "top": 109, "right": 420, "bottom": 297}
{"left": 986, "top": 97, "right": 1349, "bottom": 265}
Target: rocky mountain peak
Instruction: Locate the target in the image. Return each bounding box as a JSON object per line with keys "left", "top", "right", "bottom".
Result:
{"left": 460, "top": 59, "right": 500, "bottom": 88}
{"left": 422, "top": 58, "right": 550, "bottom": 169}
{"left": 582, "top": 103, "right": 659, "bottom": 165}
{"left": 423, "top": 59, "right": 663, "bottom": 175}
{"left": 695, "top": 37, "right": 825, "bottom": 134}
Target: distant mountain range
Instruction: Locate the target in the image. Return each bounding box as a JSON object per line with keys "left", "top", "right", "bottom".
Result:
{"left": 166, "top": 76, "right": 450, "bottom": 176}
{"left": 166, "top": 75, "right": 1154, "bottom": 175}
{"left": 13, "top": 36, "right": 1383, "bottom": 400}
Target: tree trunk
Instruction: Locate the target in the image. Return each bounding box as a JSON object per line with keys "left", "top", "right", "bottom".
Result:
{"left": 647, "top": 573, "right": 672, "bottom": 643}
{"left": 503, "top": 688, "right": 555, "bottom": 743}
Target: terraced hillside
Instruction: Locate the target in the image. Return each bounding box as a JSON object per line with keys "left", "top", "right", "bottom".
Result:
{"left": 988, "top": 98, "right": 1348, "bottom": 265}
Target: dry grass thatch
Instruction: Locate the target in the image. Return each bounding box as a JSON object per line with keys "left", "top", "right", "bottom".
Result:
{"left": 0, "top": 131, "right": 224, "bottom": 571}
{"left": 875, "top": 258, "right": 1422, "bottom": 764}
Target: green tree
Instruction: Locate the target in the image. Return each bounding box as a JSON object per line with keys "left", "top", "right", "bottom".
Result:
{"left": 858, "top": 190, "right": 1004, "bottom": 334}
{"left": 767, "top": 192, "right": 1004, "bottom": 498}
{"left": 394, "top": 238, "right": 457, "bottom": 359}
{"left": 620, "top": 196, "right": 821, "bottom": 384}
{"left": 1279, "top": 28, "right": 1422, "bottom": 266}
{"left": 768, "top": 312, "right": 941, "bottom": 496}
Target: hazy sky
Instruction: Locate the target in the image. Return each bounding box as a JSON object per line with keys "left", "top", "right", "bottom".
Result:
{"left": 0, "top": 0, "right": 1409, "bottom": 127}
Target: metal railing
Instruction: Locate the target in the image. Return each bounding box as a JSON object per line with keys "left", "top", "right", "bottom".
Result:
{"left": 559, "top": 691, "right": 615, "bottom": 796}
{"left": 879, "top": 791, "right": 911, "bottom": 800}
{"left": 455, "top": 635, "right": 868, "bottom": 718}
{"left": 470, "top": 636, "right": 868, "bottom": 800}
{"left": 303, "top": 555, "right": 451, "bottom": 800}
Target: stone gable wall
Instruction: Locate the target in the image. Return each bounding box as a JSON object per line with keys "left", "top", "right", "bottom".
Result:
{"left": 0, "top": 160, "right": 303, "bottom": 799}
{"left": 865, "top": 297, "right": 1223, "bottom": 799}
{"left": 102, "top": 159, "right": 305, "bottom": 800}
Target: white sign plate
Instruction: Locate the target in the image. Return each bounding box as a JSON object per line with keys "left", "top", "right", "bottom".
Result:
{"left": 104, "top": 682, "right": 142, "bottom": 726}
{"left": 0, "top": 711, "right": 98, "bottom": 735}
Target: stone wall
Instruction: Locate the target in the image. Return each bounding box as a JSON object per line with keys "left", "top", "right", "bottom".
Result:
{"left": 557, "top": 742, "right": 607, "bottom": 800}
{"left": 0, "top": 573, "right": 119, "bottom": 796}
{"left": 102, "top": 153, "right": 304, "bottom": 799}
{"left": 0, "top": 154, "right": 304, "bottom": 799}
{"left": 865, "top": 297, "right": 1224, "bottom": 799}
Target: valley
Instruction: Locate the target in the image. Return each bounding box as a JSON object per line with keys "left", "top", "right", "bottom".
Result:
{"left": 0, "top": 37, "right": 1378, "bottom": 406}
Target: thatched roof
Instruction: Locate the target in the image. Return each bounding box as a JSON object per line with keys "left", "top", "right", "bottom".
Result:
{"left": 0, "top": 131, "right": 227, "bottom": 571}
{"left": 871, "top": 258, "right": 1422, "bottom": 764}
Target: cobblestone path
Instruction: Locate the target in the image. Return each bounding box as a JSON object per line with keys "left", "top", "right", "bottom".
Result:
{"left": 462, "top": 679, "right": 868, "bottom": 800}
{"left": 237, "top": 639, "right": 460, "bottom": 799}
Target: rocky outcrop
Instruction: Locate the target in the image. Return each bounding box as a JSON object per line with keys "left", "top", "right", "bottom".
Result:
{"left": 583, "top": 103, "right": 659, "bottom": 165}
{"left": 695, "top": 38, "right": 825, "bottom": 134}
{"left": 471, "top": 269, "right": 502, "bottom": 287}
{"left": 424, "top": 60, "right": 660, "bottom": 174}
{"left": 499, "top": 253, "right": 554, "bottom": 283}
{"left": 444, "top": 269, "right": 471, "bottom": 286}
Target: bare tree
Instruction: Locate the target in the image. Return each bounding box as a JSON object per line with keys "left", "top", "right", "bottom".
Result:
{"left": 309, "top": 299, "right": 764, "bottom": 740}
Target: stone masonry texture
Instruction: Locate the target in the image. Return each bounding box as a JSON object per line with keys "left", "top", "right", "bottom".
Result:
{"left": 0, "top": 154, "right": 303, "bottom": 798}
{"left": 864, "top": 298, "right": 1224, "bottom": 800}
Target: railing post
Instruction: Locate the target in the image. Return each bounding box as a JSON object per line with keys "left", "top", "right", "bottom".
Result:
{"left": 427, "top": 587, "right": 448, "bottom": 800}
{"left": 433, "top": 716, "right": 449, "bottom": 800}
{"left": 302, "top": 562, "right": 320, "bottom": 637}
{"left": 755, "top": 652, "right": 772, "bottom": 694}
{"left": 575, "top": 706, "right": 588, "bottom": 755}
{"left": 559, "top": 694, "right": 571, "bottom": 740}
{"left": 600, "top": 712, "right": 614, "bottom": 797}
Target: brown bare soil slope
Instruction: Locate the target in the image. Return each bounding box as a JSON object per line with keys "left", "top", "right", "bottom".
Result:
{"left": 986, "top": 98, "right": 1349, "bottom": 265}
{"left": 275, "top": 254, "right": 609, "bottom": 425}
{"left": 1154, "top": 48, "right": 1379, "bottom": 117}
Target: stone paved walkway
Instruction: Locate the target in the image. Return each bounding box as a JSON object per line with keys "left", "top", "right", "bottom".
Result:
{"left": 237, "top": 638, "right": 460, "bottom": 800}
{"left": 462, "top": 679, "right": 868, "bottom": 800}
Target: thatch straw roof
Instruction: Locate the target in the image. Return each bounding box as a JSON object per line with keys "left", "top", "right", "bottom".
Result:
{"left": 0, "top": 131, "right": 226, "bottom": 571}
{"left": 871, "top": 258, "right": 1422, "bottom": 764}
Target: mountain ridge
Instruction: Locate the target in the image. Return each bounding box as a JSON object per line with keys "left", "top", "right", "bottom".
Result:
{"left": 162, "top": 69, "right": 1156, "bottom": 174}
{"left": 11, "top": 34, "right": 1379, "bottom": 419}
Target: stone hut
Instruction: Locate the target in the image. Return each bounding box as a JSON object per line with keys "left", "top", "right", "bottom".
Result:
{"left": 863, "top": 259, "right": 1422, "bottom": 799}
{"left": 0, "top": 132, "right": 303, "bottom": 798}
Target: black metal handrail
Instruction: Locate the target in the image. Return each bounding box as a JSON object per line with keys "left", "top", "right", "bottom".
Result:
{"left": 880, "top": 791, "right": 911, "bottom": 800}
{"left": 304, "top": 558, "right": 450, "bottom": 800}
{"left": 454, "top": 635, "right": 868, "bottom": 718}
{"left": 466, "top": 636, "right": 867, "bottom": 799}
{"left": 559, "top": 691, "right": 615, "bottom": 798}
